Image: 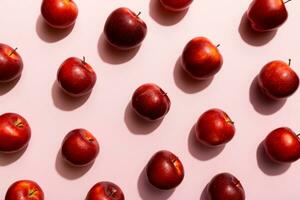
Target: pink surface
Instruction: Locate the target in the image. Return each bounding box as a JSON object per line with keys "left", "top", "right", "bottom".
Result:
{"left": 0, "top": 0, "right": 300, "bottom": 199}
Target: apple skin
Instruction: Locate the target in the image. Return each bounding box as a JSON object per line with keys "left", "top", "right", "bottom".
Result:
{"left": 160, "top": 0, "right": 193, "bottom": 12}
{"left": 104, "top": 7, "right": 147, "bottom": 50}
{"left": 207, "top": 173, "right": 245, "bottom": 200}
{"left": 131, "top": 83, "right": 171, "bottom": 121}
{"left": 195, "top": 109, "right": 235, "bottom": 147}
{"left": 41, "top": 0, "right": 78, "bottom": 29}
{"left": 263, "top": 127, "right": 300, "bottom": 163}
{"left": 0, "top": 43, "right": 23, "bottom": 82}
{"left": 86, "top": 181, "right": 125, "bottom": 200}
{"left": 0, "top": 113, "right": 31, "bottom": 153}
{"left": 57, "top": 57, "right": 97, "bottom": 97}
{"left": 61, "top": 128, "right": 99, "bottom": 167}
{"left": 146, "top": 150, "right": 184, "bottom": 190}
{"left": 258, "top": 60, "right": 299, "bottom": 99}
{"left": 247, "top": 0, "right": 288, "bottom": 32}
{"left": 5, "top": 180, "right": 44, "bottom": 200}
{"left": 181, "top": 37, "right": 223, "bottom": 80}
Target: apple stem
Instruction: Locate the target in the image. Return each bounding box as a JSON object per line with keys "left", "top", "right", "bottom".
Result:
{"left": 216, "top": 44, "right": 220, "bottom": 48}
{"left": 297, "top": 134, "right": 300, "bottom": 137}
{"left": 288, "top": 59, "right": 291, "bottom": 66}
{"left": 28, "top": 189, "right": 37, "bottom": 196}
{"left": 9, "top": 47, "right": 18, "bottom": 56}
{"left": 137, "top": 11, "right": 141, "bottom": 17}
{"left": 82, "top": 56, "right": 86, "bottom": 64}
{"left": 284, "top": 0, "right": 292, "bottom": 3}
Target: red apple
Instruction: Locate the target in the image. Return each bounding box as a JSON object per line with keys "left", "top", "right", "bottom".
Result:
{"left": 207, "top": 173, "right": 245, "bottom": 200}
{"left": 0, "top": 113, "right": 31, "bottom": 153}
{"left": 61, "top": 128, "right": 99, "bottom": 166}
{"left": 86, "top": 181, "right": 125, "bottom": 200}
{"left": 5, "top": 180, "right": 44, "bottom": 200}
{"left": 263, "top": 127, "right": 300, "bottom": 163}
{"left": 146, "top": 150, "right": 184, "bottom": 190}
{"left": 247, "top": 0, "right": 288, "bottom": 32}
{"left": 160, "top": 0, "right": 193, "bottom": 12}
{"left": 258, "top": 60, "right": 299, "bottom": 99}
{"left": 131, "top": 83, "right": 171, "bottom": 121}
{"left": 0, "top": 43, "right": 23, "bottom": 82}
{"left": 57, "top": 57, "right": 97, "bottom": 97}
{"left": 195, "top": 109, "right": 235, "bottom": 147}
{"left": 104, "top": 7, "right": 147, "bottom": 50}
{"left": 41, "top": 0, "right": 78, "bottom": 29}
{"left": 181, "top": 37, "right": 223, "bottom": 80}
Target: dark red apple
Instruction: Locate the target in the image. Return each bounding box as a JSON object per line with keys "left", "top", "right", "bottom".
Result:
{"left": 57, "top": 57, "right": 97, "bottom": 97}
{"left": 181, "top": 37, "right": 223, "bottom": 80}
{"left": 104, "top": 7, "right": 147, "bottom": 50}
{"left": 5, "top": 180, "right": 44, "bottom": 200}
{"left": 263, "top": 127, "right": 300, "bottom": 163}
{"left": 86, "top": 181, "right": 125, "bottom": 200}
{"left": 0, "top": 43, "right": 23, "bottom": 82}
{"left": 0, "top": 113, "right": 31, "bottom": 153}
{"left": 247, "top": 0, "right": 288, "bottom": 32}
{"left": 160, "top": 0, "right": 193, "bottom": 12}
{"left": 146, "top": 150, "right": 184, "bottom": 190}
{"left": 131, "top": 83, "right": 171, "bottom": 121}
{"left": 258, "top": 60, "right": 299, "bottom": 99}
{"left": 207, "top": 173, "right": 245, "bottom": 200}
{"left": 61, "top": 128, "right": 99, "bottom": 166}
{"left": 195, "top": 109, "right": 235, "bottom": 146}
{"left": 41, "top": 0, "right": 78, "bottom": 29}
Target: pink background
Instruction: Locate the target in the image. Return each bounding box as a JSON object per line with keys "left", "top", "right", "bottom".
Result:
{"left": 1, "top": 0, "right": 300, "bottom": 199}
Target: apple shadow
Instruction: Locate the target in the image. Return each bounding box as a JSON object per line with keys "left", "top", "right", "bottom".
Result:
{"left": 0, "top": 147, "right": 27, "bottom": 166}
{"left": 256, "top": 142, "right": 290, "bottom": 176}
{"left": 0, "top": 77, "right": 20, "bottom": 96}
{"left": 55, "top": 150, "right": 93, "bottom": 180}
{"left": 173, "top": 57, "right": 213, "bottom": 94}
{"left": 124, "top": 102, "right": 163, "bottom": 135}
{"left": 97, "top": 33, "right": 140, "bottom": 65}
{"left": 137, "top": 166, "right": 175, "bottom": 200}
{"left": 238, "top": 12, "right": 277, "bottom": 46}
{"left": 149, "top": 0, "right": 188, "bottom": 26}
{"left": 35, "top": 15, "right": 74, "bottom": 43}
{"left": 249, "top": 76, "right": 286, "bottom": 115}
{"left": 188, "top": 125, "right": 225, "bottom": 161}
{"left": 51, "top": 81, "right": 91, "bottom": 111}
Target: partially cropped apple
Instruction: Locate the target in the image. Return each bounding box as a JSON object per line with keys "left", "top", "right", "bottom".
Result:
{"left": 131, "top": 83, "right": 171, "bottom": 121}
{"left": 181, "top": 37, "right": 223, "bottom": 80}
{"left": 86, "top": 181, "right": 125, "bottom": 200}
{"left": 146, "top": 150, "right": 184, "bottom": 190}
{"left": 5, "top": 180, "right": 44, "bottom": 200}
{"left": 0, "top": 113, "right": 31, "bottom": 153}
{"left": 57, "top": 57, "right": 97, "bottom": 97}
{"left": 0, "top": 43, "right": 23, "bottom": 82}
{"left": 160, "top": 0, "right": 193, "bottom": 12}
{"left": 104, "top": 7, "right": 147, "bottom": 50}
{"left": 41, "top": 0, "right": 78, "bottom": 29}
{"left": 247, "top": 0, "right": 288, "bottom": 32}
{"left": 258, "top": 60, "right": 299, "bottom": 99}
{"left": 207, "top": 173, "right": 245, "bottom": 200}
{"left": 61, "top": 128, "right": 99, "bottom": 166}
{"left": 263, "top": 127, "right": 300, "bottom": 163}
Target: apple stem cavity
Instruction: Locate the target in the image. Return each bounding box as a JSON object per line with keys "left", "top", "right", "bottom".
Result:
{"left": 14, "top": 119, "right": 24, "bottom": 128}
{"left": 28, "top": 189, "right": 37, "bottom": 196}
{"left": 284, "top": 0, "right": 292, "bottom": 3}
{"left": 9, "top": 47, "right": 18, "bottom": 56}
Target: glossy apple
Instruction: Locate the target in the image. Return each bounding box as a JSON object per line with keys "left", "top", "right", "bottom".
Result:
{"left": 146, "top": 150, "right": 184, "bottom": 190}
{"left": 131, "top": 83, "right": 171, "bottom": 121}
{"left": 181, "top": 37, "right": 223, "bottom": 80}
{"left": 5, "top": 180, "right": 44, "bottom": 200}
{"left": 160, "top": 0, "right": 193, "bottom": 12}
{"left": 0, "top": 43, "right": 23, "bottom": 82}
{"left": 258, "top": 60, "right": 299, "bottom": 99}
{"left": 195, "top": 109, "right": 235, "bottom": 146}
{"left": 247, "top": 0, "right": 288, "bottom": 32}
{"left": 207, "top": 173, "right": 245, "bottom": 200}
{"left": 263, "top": 127, "right": 300, "bottom": 163}
{"left": 41, "top": 0, "right": 78, "bottom": 29}
{"left": 57, "top": 57, "right": 97, "bottom": 97}
{"left": 0, "top": 113, "right": 31, "bottom": 153}
{"left": 86, "top": 181, "right": 125, "bottom": 200}
{"left": 104, "top": 7, "right": 147, "bottom": 50}
{"left": 61, "top": 128, "right": 99, "bottom": 166}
